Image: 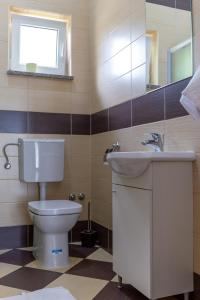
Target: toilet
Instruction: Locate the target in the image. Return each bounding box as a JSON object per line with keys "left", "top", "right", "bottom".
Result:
{"left": 18, "top": 138, "right": 82, "bottom": 268}
{"left": 28, "top": 200, "right": 82, "bottom": 268}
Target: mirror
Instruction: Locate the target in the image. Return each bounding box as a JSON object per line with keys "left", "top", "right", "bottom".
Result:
{"left": 145, "top": 0, "right": 193, "bottom": 92}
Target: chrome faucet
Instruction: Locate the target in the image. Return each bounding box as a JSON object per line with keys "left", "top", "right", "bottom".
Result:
{"left": 141, "top": 133, "right": 164, "bottom": 152}
{"left": 103, "top": 141, "right": 120, "bottom": 163}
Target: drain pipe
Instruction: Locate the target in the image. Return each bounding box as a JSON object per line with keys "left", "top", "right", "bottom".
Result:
{"left": 39, "top": 182, "right": 47, "bottom": 200}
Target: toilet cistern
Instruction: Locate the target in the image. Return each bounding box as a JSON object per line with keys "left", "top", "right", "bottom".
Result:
{"left": 18, "top": 138, "right": 65, "bottom": 196}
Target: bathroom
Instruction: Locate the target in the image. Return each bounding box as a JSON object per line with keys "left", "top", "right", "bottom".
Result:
{"left": 0, "top": 0, "right": 199, "bottom": 299}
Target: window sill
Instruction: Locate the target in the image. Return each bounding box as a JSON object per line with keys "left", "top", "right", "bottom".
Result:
{"left": 7, "top": 70, "right": 74, "bottom": 80}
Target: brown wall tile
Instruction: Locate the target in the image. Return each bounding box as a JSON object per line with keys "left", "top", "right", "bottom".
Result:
{"left": 109, "top": 101, "right": 132, "bottom": 131}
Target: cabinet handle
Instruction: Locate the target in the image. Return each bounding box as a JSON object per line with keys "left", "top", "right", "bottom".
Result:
{"left": 112, "top": 190, "right": 117, "bottom": 193}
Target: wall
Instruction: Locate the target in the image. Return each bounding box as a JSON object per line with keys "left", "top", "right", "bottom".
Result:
{"left": 0, "top": 0, "right": 91, "bottom": 244}
{"left": 90, "top": 0, "right": 200, "bottom": 275}
{"left": 1, "top": 0, "right": 200, "bottom": 275}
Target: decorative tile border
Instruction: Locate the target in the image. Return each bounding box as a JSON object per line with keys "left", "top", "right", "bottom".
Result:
{"left": 165, "top": 78, "right": 191, "bottom": 119}
{"left": 109, "top": 101, "right": 132, "bottom": 131}
{"left": 146, "top": 0, "right": 192, "bottom": 11}
{"left": 0, "top": 222, "right": 91, "bottom": 249}
{"left": 132, "top": 88, "right": 165, "bottom": 126}
{"left": 72, "top": 114, "right": 90, "bottom": 135}
{"left": 91, "top": 77, "right": 190, "bottom": 134}
{"left": 0, "top": 111, "right": 91, "bottom": 135}
{"left": 0, "top": 111, "right": 27, "bottom": 133}
{"left": 0, "top": 225, "right": 29, "bottom": 249}
{"left": 91, "top": 110, "right": 109, "bottom": 135}
{"left": 28, "top": 112, "right": 71, "bottom": 135}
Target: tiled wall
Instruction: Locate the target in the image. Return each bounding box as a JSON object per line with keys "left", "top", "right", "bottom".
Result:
{"left": 90, "top": 0, "right": 200, "bottom": 275}
{"left": 89, "top": 0, "right": 146, "bottom": 113}
{"left": 0, "top": 0, "right": 92, "bottom": 234}
{"left": 1, "top": 0, "right": 200, "bottom": 276}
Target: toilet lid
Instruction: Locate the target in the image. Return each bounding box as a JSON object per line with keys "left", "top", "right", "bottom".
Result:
{"left": 28, "top": 200, "right": 82, "bottom": 216}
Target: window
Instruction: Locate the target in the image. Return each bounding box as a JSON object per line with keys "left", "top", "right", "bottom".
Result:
{"left": 10, "top": 13, "right": 68, "bottom": 75}
{"left": 167, "top": 39, "right": 193, "bottom": 83}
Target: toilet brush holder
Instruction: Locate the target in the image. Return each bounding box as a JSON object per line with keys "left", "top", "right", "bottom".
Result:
{"left": 81, "top": 202, "right": 97, "bottom": 248}
{"left": 81, "top": 229, "right": 97, "bottom": 248}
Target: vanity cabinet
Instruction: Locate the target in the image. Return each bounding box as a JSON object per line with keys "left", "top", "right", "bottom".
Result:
{"left": 112, "top": 162, "right": 193, "bottom": 300}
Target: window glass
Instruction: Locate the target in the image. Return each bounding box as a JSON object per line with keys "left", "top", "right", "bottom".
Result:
{"left": 20, "top": 25, "right": 58, "bottom": 68}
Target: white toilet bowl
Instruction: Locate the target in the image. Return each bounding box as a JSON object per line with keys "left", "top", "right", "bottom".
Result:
{"left": 28, "top": 200, "right": 82, "bottom": 269}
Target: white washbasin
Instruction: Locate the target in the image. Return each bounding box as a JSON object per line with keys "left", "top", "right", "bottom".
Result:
{"left": 107, "top": 151, "right": 196, "bottom": 177}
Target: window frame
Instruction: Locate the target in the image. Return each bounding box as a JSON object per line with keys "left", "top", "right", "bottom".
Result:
{"left": 10, "top": 14, "right": 68, "bottom": 75}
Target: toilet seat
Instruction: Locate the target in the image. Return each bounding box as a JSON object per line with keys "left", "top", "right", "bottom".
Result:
{"left": 28, "top": 200, "right": 82, "bottom": 216}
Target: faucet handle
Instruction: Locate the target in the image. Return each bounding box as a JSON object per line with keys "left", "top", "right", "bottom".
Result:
{"left": 112, "top": 141, "right": 120, "bottom": 152}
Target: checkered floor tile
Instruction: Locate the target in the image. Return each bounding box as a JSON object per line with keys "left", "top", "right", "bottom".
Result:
{"left": 0, "top": 245, "right": 198, "bottom": 299}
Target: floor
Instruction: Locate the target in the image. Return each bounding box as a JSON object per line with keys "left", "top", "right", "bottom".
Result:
{"left": 0, "top": 245, "right": 198, "bottom": 300}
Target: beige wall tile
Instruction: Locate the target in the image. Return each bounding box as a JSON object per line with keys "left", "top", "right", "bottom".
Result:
{"left": 131, "top": 0, "right": 145, "bottom": 42}
{"left": 131, "top": 35, "right": 146, "bottom": 69}
{"left": 46, "top": 180, "right": 70, "bottom": 200}
{"left": 71, "top": 93, "right": 91, "bottom": 114}
{"left": 132, "top": 64, "right": 146, "bottom": 99}
{"left": 0, "top": 181, "right": 27, "bottom": 203}
{"left": 71, "top": 28, "right": 90, "bottom": 53}
{"left": 108, "top": 17, "right": 132, "bottom": 59}
{"left": 69, "top": 157, "right": 91, "bottom": 182}
{"left": 0, "top": 157, "right": 19, "bottom": 180}
{"left": 91, "top": 178, "right": 112, "bottom": 229}
{"left": 0, "top": 87, "right": 28, "bottom": 111}
{"left": 110, "top": 45, "right": 132, "bottom": 80}
{"left": 70, "top": 135, "right": 91, "bottom": 157}
{"left": 28, "top": 90, "right": 72, "bottom": 113}
{"left": 27, "top": 77, "right": 73, "bottom": 93}
{"left": 71, "top": 72, "right": 91, "bottom": 93}
{"left": 0, "top": 73, "right": 28, "bottom": 89}
{"left": 0, "top": 5, "right": 9, "bottom": 42}
{"left": 0, "top": 41, "right": 8, "bottom": 72}
{"left": 72, "top": 51, "right": 91, "bottom": 75}
{"left": 108, "top": 71, "right": 132, "bottom": 107}
{"left": 27, "top": 183, "right": 39, "bottom": 201}
{"left": 92, "top": 156, "right": 111, "bottom": 180}
{"left": 164, "top": 116, "right": 200, "bottom": 152}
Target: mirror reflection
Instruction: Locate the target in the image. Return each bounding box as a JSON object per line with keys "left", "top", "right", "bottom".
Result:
{"left": 145, "top": 0, "right": 193, "bottom": 92}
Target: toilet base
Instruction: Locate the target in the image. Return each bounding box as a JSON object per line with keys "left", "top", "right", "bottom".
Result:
{"left": 33, "top": 226, "right": 69, "bottom": 269}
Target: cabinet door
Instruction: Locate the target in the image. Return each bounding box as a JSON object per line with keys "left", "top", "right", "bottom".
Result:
{"left": 113, "top": 184, "right": 152, "bottom": 299}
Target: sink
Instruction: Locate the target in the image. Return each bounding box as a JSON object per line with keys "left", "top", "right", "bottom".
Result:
{"left": 107, "top": 151, "right": 196, "bottom": 177}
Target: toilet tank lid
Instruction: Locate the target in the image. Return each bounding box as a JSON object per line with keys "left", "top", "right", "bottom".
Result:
{"left": 28, "top": 200, "right": 82, "bottom": 216}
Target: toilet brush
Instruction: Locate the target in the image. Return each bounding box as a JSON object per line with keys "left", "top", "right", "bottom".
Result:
{"left": 81, "top": 201, "right": 97, "bottom": 248}
{"left": 87, "top": 201, "right": 91, "bottom": 232}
